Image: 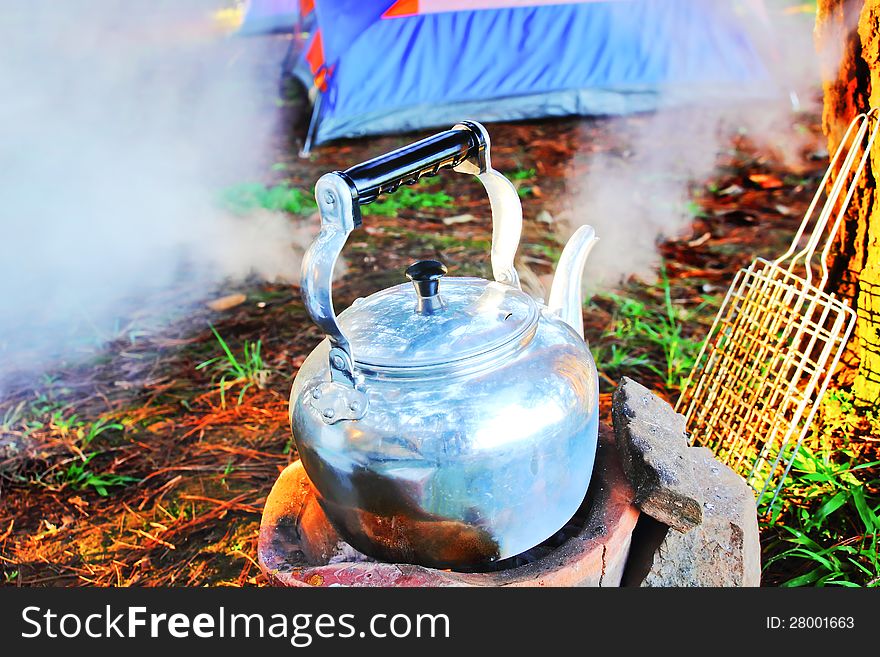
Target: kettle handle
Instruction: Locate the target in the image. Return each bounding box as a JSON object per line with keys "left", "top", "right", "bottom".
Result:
{"left": 301, "top": 121, "right": 523, "bottom": 387}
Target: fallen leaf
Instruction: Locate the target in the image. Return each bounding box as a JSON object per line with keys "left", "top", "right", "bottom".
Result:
{"left": 718, "top": 184, "right": 745, "bottom": 197}
{"left": 67, "top": 496, "right": 89, "bottom": 509}
{"left": 774, "top": 204, "right": 794, "bottom": 216}
{"left": 748, "top": 173, "right": 784, "bottom": 189}
{"left": 32, "top": 520, "right": 59, "bottom": 542}
{"left": 442, "top": 213, "right": 476, "bottom": 226}
{"left": 0, "top": 518, "right": 13, "bottom": 542}
{"left": 146, "top": 420, "right": 172, "bottom": 433}
{"left": 687, "top": 232, "right": 712, "bottom": 248}
{"left": 207, "top": 293, "right": 247, "bottom": 312}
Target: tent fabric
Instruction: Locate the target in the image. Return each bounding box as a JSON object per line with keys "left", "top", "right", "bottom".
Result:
{"left": 383, "top": 0, "right": 637, "bottom": 17}
{"left": 291, "top": 0, "right": 772, "bottom": 150}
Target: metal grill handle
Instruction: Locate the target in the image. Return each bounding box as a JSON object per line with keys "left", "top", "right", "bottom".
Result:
{"left": 775, "top": 109, "right": 880, "bottom": 287}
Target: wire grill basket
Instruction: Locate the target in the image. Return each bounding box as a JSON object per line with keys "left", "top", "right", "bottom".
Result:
{"left": 676, "top": 110, "right": 878, "bottom": 509}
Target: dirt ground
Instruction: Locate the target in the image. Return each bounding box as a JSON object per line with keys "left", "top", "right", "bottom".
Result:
{"left": 0, "top": 94, "right": 850, "bottom": 586}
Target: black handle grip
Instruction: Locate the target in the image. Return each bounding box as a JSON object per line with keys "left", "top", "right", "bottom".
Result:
{"left": 341, "top": 122, "right": 487, "bottom": 207}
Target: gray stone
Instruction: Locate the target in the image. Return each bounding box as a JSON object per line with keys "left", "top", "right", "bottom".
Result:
{"left": 637, "top": 447, "right": 761, "bottom": 587}
{"left": 612, "top": 377, "right": 703, "bottom": 532}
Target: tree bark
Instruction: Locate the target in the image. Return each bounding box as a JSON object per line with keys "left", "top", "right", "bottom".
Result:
{"left": 817, "top": 0, "right": 880, "bottom": 405}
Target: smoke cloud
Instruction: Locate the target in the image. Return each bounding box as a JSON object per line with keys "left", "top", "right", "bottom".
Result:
{"left": 0, "top": 1, "right": 838, "bottom": 391}
{"left": 562, "top": 3, "right": 824, "bottom": 291}
{"left": 0, "top": 1, "right": 304, "bottom": 390}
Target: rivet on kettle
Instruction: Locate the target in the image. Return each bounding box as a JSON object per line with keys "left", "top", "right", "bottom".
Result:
{"left": 332, "top": 355, "right": 345, "bottom": 370}
{"left": 322, "top": 407, "right": 335, "bottom": 419}
{"left": 349, "top": 401, "right": 361, "bottom": 413}
{"left": 311, "top": 388, "right": 322, "bottom": 399}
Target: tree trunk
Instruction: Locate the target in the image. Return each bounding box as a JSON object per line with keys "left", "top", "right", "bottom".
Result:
{"left": 817, "top": 0, "right": 880, "bottom": 406}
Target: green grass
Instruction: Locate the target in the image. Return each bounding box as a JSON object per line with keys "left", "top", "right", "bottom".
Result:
{"left": 508, "top": 167, "right": 538, "bottom": 198}
{"left": 4, "top": 397, "right": 136, "bottom": 497}
{"left": 419, "top": 232, "right": 491, "bottom": 252}
{"left": 219, "top": 179, "right": 454, "bottom": 218}
{"left": 510, "top": 168, "right": 536, "bottom": 181}
{"left": 590, "top": 343, "right": 653, "bottom": 380}
{"left": 590, "top": 265, "right": 714, "bottom": 390}
{"left": 220, "top": 459, "right": 235, "bottom": 488}
{"left": 1, "top": 400, "right": 27, "bottom": 436}
{"left": 762, "top": 440, "right": 880, "bottom": 587}
{"left": 219, "top": 183, "right": 316, "bottom": 215}
{"left": 53, "top": 454, "right": 140, "bottom": 497}
{"left": 196, "top": 325, "right": 269, "bottom": 407}
{"left": 362, "top": 182, "right": 453, "bottom": 217}
{"left": 684, "top": 199, "right": 709, "bottom": 219}
{"left": 82, "top": 417, "right": 125, "bottom": 447}
{"left": 526, "top": 242, "right": 562, "bottom": 265}
{"left": 2, "top": 388, "right": 124, "bottom": 449}
{"left": 759, "top": 389, "right": 880, "bottom": 587}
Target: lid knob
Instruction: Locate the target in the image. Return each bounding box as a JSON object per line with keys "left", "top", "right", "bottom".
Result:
{"left": 406, "top": 260, "right": 447, "bottom": 314}
{"left": 406, "top": 260, "right": 447, "bottom": 297}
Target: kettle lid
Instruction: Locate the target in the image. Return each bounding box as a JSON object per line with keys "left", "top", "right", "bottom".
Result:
{"left": 337, "top": 276, "right": 539, "bottom": 371}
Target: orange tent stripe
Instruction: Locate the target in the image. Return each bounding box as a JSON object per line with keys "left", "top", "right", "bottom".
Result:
{"left": 305, "top": 29, "right": 324, "bottom": 74}
{"left": 382, "top": 0, "right": 420, "bottom": 19}
{"left": 382, "top": 0, "right": 622, "bottom": 18}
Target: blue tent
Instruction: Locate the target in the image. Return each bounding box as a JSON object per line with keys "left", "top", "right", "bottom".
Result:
{"left": 278, "top": 1, "right": 772, "bottom": 152}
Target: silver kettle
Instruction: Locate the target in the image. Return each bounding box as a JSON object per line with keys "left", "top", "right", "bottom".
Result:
{"left": 290, "top": 122, "right": 600, "bottom": 569}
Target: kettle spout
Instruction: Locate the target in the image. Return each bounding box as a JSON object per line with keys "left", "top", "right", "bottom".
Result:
{"left": 547, "top": 225, "right": 598, "bottom": 340}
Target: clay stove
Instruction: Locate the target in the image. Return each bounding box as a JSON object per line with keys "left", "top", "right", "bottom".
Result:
{"left": 258, "top": 379, "right": 762, "bottom": 587}
{"left": 259, "top": 424, "right": 637, "bottom": 587}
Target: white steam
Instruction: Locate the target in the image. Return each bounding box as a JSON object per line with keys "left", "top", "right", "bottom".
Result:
{"left": 0, "top": 1, "right": 837, "bottom": 390}
{"left": 0, "top": 1, "right": 304, "bottom": 387}
{"left": 562, "top": 4, "right": 823, "bottom": 290}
